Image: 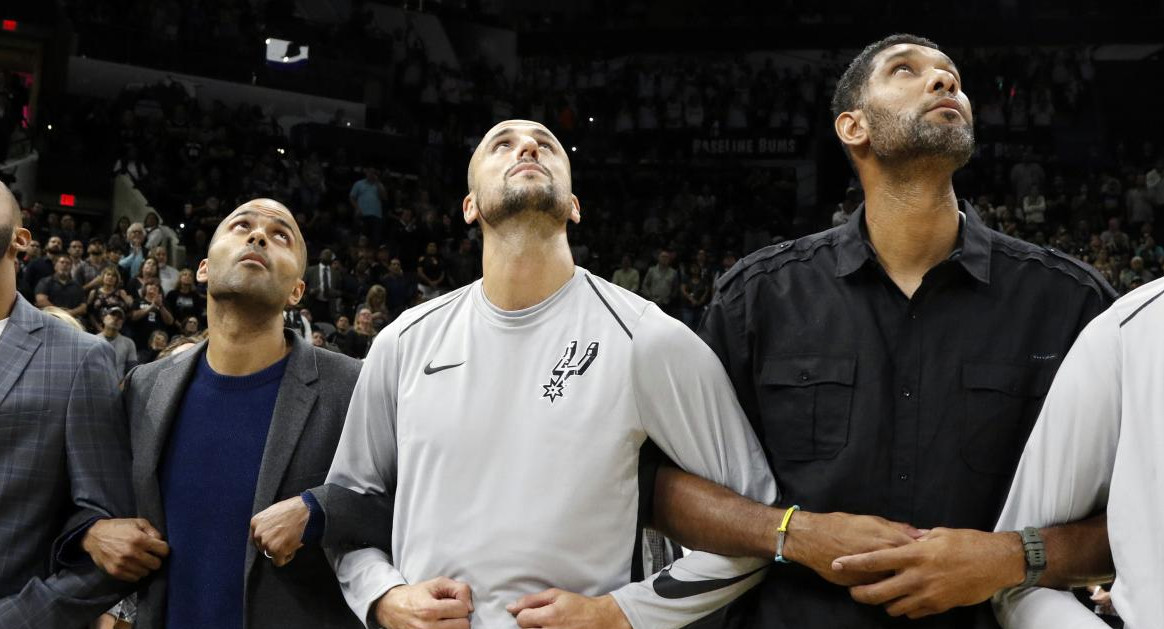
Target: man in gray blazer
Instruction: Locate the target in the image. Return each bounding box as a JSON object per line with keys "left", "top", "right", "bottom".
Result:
{"left": 82, "top": 198, "right": 388, "bottom": 629}
{"left": 0, "top": 182, "right": 134, "bottom": 628}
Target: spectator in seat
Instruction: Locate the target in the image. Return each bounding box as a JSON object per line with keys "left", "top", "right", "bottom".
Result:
{"left": 679, "top": 261, "right": 711, "bottom": 330}
{"left": 97, "top": 306, "right": 137, "bottom": 377}
{"left": 1021, "top": 185, "right": 1047, "bottom": 227}
{"left": 612, "top": 254, "right": 640, "bottom": 293}
{"left": 121, "top": 222, "right": 148, "bottom": 278}
{"left": 350, "top": 167, "right": 387, "bottom": 243}
{"left": 144, "top": 211, "right": 179, "bottom": 253}
{"left": 36, "top": 254, "right": 87, "bottom": 320}
{"left": 165, "top": 268, "right": 205, "bottom": 328}
{"left": 1120, "top": 256, "right": 1155, "bottom": 292}
{"left": 357, "top": 284, "right": 391, "bottom": 331}
{"left": 339, "top": 306, "right": 375, "bottom": 359}
{"left": 641, "top": 250, "right": 677, "bottom": 314}
{"left": 22, "top": 235, "right": 57, "bottom": 299}
{"left": 137, "top": 329, "right": 170, "bottom": 365}
{"left": 383, "top": 258, "right": 414, "bottom": 320}
{"left": 75, "top": 239, "right": 108, "bottom": 292}
{"left": 128, "top": 257, "right": 162, "bottom": 300}
{"left": 417, "top": 241, "right": 446, "bottom": 301}
{"left": 153, "top": 246, "right": 180, "bottom": 294}
{"left": 130, "top": 280, "right": 173, "bottom": 350}
{"left": 86, "top": 265, "right": 133, "bottom": 332}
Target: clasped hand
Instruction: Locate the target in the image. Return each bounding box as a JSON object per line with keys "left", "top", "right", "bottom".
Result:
{"left": 373, "top": 580, "right": 630, "bottom": 629}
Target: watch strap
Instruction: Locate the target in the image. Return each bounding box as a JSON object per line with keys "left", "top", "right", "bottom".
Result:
{"left": 1019, "top": 526, "right": 1046, "bottom": 587}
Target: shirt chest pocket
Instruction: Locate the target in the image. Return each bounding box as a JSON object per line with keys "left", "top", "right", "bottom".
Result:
{"left": 757, "top": 355, "right": 856, "bottom": 461}
{"left": 960, "top": 362, "right": 1055, "bottom": 475}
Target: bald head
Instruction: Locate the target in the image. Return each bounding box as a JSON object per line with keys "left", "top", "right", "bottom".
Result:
{"left": 213, "top": 198, "right": 307, "bottom": 274}
{"left": 467, "top": 120, "right": 570, "bottom": 193}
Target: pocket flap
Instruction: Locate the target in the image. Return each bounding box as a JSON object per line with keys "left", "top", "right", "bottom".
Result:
{"left": 962, "top": 363, "right": 1053, "bottom": 397}
{"left": 761, "top": 355, "right": 856, "bottom": 387}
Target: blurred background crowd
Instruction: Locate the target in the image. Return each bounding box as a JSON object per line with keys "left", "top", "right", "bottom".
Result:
{"left": 3, "top": 0, "right": 1164, "bottom": 371}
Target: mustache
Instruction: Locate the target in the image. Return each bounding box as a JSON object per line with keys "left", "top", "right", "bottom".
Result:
{"left": 236, "top": 244, "right": 270, "bottom": 266}
{"left": 505, "top": 159, "right": 551, "bottom": 178}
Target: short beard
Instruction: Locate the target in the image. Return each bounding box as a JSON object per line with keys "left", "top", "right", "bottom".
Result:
{"left": 207, "top": 261, "right": 289, "bottom": 318}
{"left": 208, "top": 283, "right": 286, "bottom": 316}
{"left": 0, "top": 225, "right": 11, "bottom": 254}
{"left": 484, "top": 181, "right": 570, "bottom": 226}
{"left": 866, "top": 103, "right": 975, "bottom": 169}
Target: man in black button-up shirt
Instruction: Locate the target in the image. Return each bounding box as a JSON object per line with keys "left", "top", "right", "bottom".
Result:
{"left": 648, "top": 34, "right": 1117, "bottom": 629}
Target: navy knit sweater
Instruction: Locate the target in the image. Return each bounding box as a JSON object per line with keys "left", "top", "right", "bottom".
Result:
{"left": 159, "top": 353, "right": 289, "bottom": 629}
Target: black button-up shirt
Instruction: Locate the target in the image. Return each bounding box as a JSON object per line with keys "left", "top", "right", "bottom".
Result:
{"left": 699, "top": 203, "right": 1116, "bottom": 629}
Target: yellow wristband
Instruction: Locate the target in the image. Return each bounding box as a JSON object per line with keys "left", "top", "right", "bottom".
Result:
{"left": 774, "top": 505, "right": 800, "bottom": 563}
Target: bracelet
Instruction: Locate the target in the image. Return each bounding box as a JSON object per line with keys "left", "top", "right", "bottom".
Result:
{"left": 774, "top": 505, "right": 800, "bottom": 564}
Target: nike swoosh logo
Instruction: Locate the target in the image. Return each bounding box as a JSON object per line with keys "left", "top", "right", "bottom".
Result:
{"left": 423, "top": 361, "right": 465, "bottom": 375}
{"left": 652, "top": 566, "right": 765, "bottom": 599}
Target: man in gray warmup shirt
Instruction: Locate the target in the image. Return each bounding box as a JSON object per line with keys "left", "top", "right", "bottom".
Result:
{"left": 325, "top": 119, "right": 779, "bottom": 629}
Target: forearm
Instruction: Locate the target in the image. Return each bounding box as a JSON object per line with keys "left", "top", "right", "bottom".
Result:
{"left": 653, "top": 464, "right": 923, "bottom": 584}
{"left": 327, "top": 547, "right": 407, "bottom": 624}
{"left": 652, "top": 464, "right": 780, "bottom": 558}
{"left": 979, "top": 518, "right": 1114, "bottom": 594}
{"left": 624, "top": 462, "right": 773, "bottom": 626}
{"left": 1038, "top": 514, "right": 1113, "bottom": 588}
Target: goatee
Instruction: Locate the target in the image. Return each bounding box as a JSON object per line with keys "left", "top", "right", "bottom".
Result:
{"left": 866, "top": 103, "right": 975, "bottom": 169}
{"left": 488, "top": 182, "right": 571, "bottom": 224}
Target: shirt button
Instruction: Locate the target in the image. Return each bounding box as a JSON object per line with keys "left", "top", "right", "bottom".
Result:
{"left": 799, "top": 371, "right": 811, "bottom": 382}
{"left": 901, "top": 387, "right": 912, "bottom": 398}
{"left": 899, "top": 473, "right": 910, "bottom": 481}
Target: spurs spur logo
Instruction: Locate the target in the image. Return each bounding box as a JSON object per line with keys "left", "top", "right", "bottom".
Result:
{"left": 541, "top": 340, "right": 599, "bottom": 403}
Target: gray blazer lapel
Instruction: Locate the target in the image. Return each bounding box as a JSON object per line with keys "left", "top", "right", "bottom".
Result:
{"left": 134, "top": 342, "right": 204, "bottom": 530}
{"left": 243, "top": 334, "right": 319, "bottom": 583}
{"left": 0, "top": 296, "right": 42, "bottom": 407}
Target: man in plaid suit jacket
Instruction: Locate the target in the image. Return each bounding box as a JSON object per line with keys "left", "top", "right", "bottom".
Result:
{"left": 0, "top": 182, "right": 134, "bottom": 628}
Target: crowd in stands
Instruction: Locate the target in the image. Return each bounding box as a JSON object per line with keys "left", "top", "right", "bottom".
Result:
{"left": 15, "top": 28, "right": 1164, "bottom": 373}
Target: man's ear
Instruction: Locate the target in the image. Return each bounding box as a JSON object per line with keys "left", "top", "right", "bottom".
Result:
{"left": 287, "top": 279, "right": 305, "bottom": 307}
{"left": 835, "top": 110, "right": 870, "bottom": 153}
{"left": 463, "top": 193, "right": 479, "bottom": 225}
{"left": 7, "top": 227, "right": 30, "bottom": 256}
{"left": 568, "top": 195, "right": 581, "bottom": 224}
{"left": 196, "top": 258, "right": 210, "bottom": 283}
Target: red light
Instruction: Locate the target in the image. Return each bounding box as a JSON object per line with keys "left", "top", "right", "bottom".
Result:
{"left": 59, "top": 194, "right": 75, "bottom": 207}
{"left": 1, "top": 20, "right": 16, "bottom": 31}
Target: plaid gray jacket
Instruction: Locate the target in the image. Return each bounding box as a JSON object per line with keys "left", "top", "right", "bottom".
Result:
{"left": 0, "top": 294, "right": 134, "bottom": 628}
